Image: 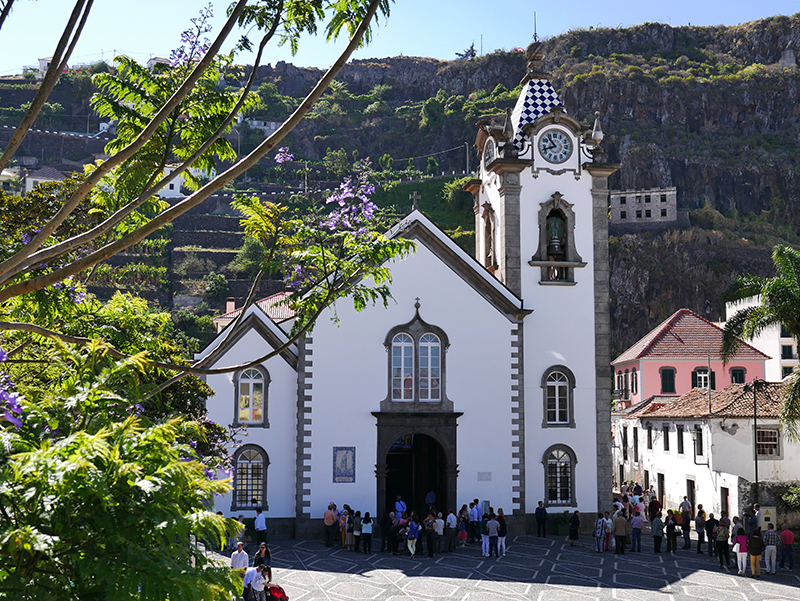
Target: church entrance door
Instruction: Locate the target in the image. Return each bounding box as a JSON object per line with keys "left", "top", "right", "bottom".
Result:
{"left": 372, "top": 411, "right": 461, "bottom": 524}
{"left": 386, "top": 433, "right": 445, "bottom": 516}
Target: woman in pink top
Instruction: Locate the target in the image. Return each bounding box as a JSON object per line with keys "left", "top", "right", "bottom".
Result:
{"left": 734, "top": 532, "right": 749, "bottom": 576}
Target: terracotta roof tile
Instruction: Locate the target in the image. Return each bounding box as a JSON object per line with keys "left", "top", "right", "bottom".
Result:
{"left": 27, "top": 166, "right": 65, "bottom": 181}
{"left": 612, "top": 309, "right": 769, "bottom": 365}
{"left": 638, "top": 381, "right": 786, "bottom": 419}
{"left": 213, "top": 291, "right": 294, "bottom": 326}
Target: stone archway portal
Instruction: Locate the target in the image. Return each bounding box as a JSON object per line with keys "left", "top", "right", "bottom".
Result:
{"left": 373, "top": 411, "right": 461, "bottom": 522}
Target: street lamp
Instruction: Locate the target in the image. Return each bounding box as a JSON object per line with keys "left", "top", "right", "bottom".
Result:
{"left": 743, "top": 380, "right": 760, "bottom": 505}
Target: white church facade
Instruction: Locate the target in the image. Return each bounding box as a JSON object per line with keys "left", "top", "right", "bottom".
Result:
{"left": 199, "top": 43, "right": 618, "bottom": 537}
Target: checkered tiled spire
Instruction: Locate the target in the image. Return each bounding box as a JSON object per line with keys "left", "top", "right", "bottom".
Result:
{"left": 511, "top": 78, "right": 564, "bottom": 152}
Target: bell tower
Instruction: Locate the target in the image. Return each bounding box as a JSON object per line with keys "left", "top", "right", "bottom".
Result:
{"left": 467, "top": 41, "right": 619, "bottom": 514}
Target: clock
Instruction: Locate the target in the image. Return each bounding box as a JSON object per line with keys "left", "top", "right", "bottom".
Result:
{"left": 483, "top": 138, "right": 496, "bottom": 168}
{"left": 538, "top": 129, "right": 573, "bottom": 164}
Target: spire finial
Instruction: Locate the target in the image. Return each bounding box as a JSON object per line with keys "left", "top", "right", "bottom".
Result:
{"left": 414, "top": 297, "right": 420, "bottom": 310}
{"left": 409, "top": 191, "right": 421, "bottom": 211}
{"left": 534, "top": 11, "right": 538, "bottom": 42}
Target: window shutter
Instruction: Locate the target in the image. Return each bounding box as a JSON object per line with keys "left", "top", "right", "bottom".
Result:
{"left": 691, "top": 371, "right": 697, "bottom": 388}
{"left": 711, "top": 371, "right": 716, "bottom": 390}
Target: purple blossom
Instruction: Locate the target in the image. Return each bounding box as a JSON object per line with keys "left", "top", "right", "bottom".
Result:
{"left": 275, "top": 147, "right": 293, "bottom": 164}
{"left": 1, "top": 377, "right": 22, "bottom": 430}
{"left": 0, "top": 348, "right": 6, "bottom": 363}
{"left": 189, "top": 439, "right": 198, "bottom": 449}
{"left": 169, "top": 3, "right": 213, "bottom": 67}
{"left": 127, "top": 403, "right": 145, "bottom": 414}
{"left": 20, "top": 233, "right": 31, "bottom": 245}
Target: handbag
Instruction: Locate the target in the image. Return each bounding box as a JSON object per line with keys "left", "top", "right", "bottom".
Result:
{"left": 732, "top": 542, "right": 740, "bottom": 553}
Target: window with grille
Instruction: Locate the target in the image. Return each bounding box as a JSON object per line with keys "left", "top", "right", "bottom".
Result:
{"left": 756, "top": 429, "right": 780, "bottom": 457}
{"left": 233, "top": 447, "right": 267, "bottom": 510}
{"left": 546, "top": 447, "right": 574, "bottom": 505}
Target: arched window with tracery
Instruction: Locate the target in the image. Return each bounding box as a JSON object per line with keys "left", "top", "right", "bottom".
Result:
{"left": 542, "top": 444, "right": 577, "bottom": 507}
{"left": 383, "top": 304, "right": 452, "bottom": 411}
{"left": 232, "top": 445, "right": 269, "bottom": 510}
{"left": 392, "top": 333, "right": 414, "bottom": 400}
{"left": 233, "top": 366, "right": 270, "bottom": 427}
{"left": 541, "top": 365, "right": 576, "bottom": 428}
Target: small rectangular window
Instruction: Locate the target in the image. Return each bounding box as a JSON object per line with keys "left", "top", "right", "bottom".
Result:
{"left": 661, "top": 368, "right": 676, "bottom": 394}
{"left": 783, "top": 366, "right": 794, "bottom": 378}
{"left": 661, "top": 209, "right": 667, "bottom": 217}
{"left": 645, "top": 210, "right": 651, "bottom": 218}
{"left": 782, "top": 345, "right": 793, "bottom": 359}
{"left": 781, "top": 325, "right": 790, "bottom": 338}
{"left": 663, "top": 425, "right": 670, "bottom": 451}
{"left": 633, "top": 427, "right": 639, "bottom": 462}
{"left": 636, "top": 210, "right": 642, "bottom": 218}
{"left": 695, "top": 427, "right": 704, "bottom": 456}
{"left": 730, "top": 368, "right": 745, "bottom": 384}
{"left": 660, "top": 194, "right": 667, "bottom": 203}
{"left": 636, "top": 196, "right": 642, "bottom": 203}
{"left": 647, "top": 426, "right": 653, "bottom": 450}
{"left": 620, "top": 196, "right": 627, "bottom": 205}
{"left": 645, "top": 195, "right": 651, "bottom": 203}
{"left": 622, "top": 426, "right": 628, "bottom": 460}
{"left": 169, "top": 183, "right": 175, "bottom": 190}
{"left": 756, "top": 429, "right": 779, "bottom": 456}
{"left": 620, "top": 211, "right": 627, "bottom": 220}
{"left": 677, "top": 425, "right": 685, "bottom": 455}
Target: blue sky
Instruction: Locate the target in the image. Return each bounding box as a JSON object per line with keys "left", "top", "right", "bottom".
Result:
{"left": 0, "top": 1, "right": 798, "bottom": 75}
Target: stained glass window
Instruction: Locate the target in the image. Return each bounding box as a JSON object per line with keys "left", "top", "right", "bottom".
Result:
{"left": 239, "top": 368, "right": 264, "bottom": 423}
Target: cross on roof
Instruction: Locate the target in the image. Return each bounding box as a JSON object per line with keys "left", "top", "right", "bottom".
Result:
{"left": 409, "top": 191, "right": 420, "bottom": 211}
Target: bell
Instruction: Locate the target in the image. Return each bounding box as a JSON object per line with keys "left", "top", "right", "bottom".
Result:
{"left": 547, "top": 236, "right": 564, "bottom": 259}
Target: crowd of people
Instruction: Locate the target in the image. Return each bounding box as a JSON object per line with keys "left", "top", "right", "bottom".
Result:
{"left": 587, "top": 482, "right": 796, "bottom": 578}
{"left": 322, "top": 495, "right": 511, "bottom": 559}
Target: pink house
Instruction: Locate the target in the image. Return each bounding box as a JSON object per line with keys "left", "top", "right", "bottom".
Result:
{"left": 612, "top": 309, "right": 769, "bottom": 408}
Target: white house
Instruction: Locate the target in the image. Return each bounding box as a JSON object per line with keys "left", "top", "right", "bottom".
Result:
{"left": 199, "top": 42, "right": 617, "bottom": 537}
{"left": 723, "top": 297, "right": 798, "bottom": 381}
{"left": 612, "top": 381, "right": 797, "bottom": 522}
{"left": 23, "top": 166, "right": 66, "bottom": 194}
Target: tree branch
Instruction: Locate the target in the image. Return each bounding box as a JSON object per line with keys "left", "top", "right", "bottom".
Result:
{"left": 0, "top": 0, "right": 384, "bottom": 303}
{"left": 0, "top": 0, "right": 89, "bottom": 173}
{"left": 0, "top": 0, "right": 15, "bottom": 34}
{"left": 0, "top": 0, "right": 249, "bottom": 281}
{"left": 3, "top": 6, "right": 283, "bottom": 282}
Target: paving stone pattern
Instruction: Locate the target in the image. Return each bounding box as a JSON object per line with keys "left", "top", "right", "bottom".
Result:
{"left": 215, "top": 534, "right": 800, "bottom": 601}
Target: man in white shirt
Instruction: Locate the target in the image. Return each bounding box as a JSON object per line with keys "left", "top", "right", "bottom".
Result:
{"left": 243, "top": 565, "right": 267, "bottom": 601}
{"left": 254, "top": 508, "right": 268, "bottom": 546}
{"left": 435, "top": 512, "right": 445, "bottom": 552}
{"left": 231, "top": 541, "right": 249, "bottom": 570}
{"left": 445, "top": 509, "right": 457, "bottom": 552}
{"left": 469, "top": 500, "right": 481, "bottom": 542}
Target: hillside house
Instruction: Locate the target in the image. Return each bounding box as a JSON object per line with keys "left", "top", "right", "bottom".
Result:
{"left": 23, "top": 166, "right": 65, "bottom": 194}
{"left": 612, "top": 309, "right": 769, "bottom": 408}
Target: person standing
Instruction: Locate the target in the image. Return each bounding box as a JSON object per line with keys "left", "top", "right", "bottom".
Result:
{"left": 497, "top": 508, "right": 507, "bottom": 557}
{"left": 666, "top": 510, "right": 678, "bottom": 554}
{"left": 424, "top": 511, "right": 437, "bottom": 558}
{"left": 406, "top": 515, "right": 419, "bottom": 559}
{"left": 487, "top": 513, "right": 500, "bottom": 557}
{"left": 651, "top": 511, "right": 664, "bottom": 553}
{"left": 695, "top": 505, "right": 706, "bottom": 554}
{"left": 704, "top": 512, "right": 719, "bottom": 557}
{"left": 604, "top": 511, "right": 613, "bottom": 551}
{"left": 470, "top": 501, "right": 481, "bottom": 543}
{"left": 714, "top": 519, "right": 731, "bottom": 569}
{"left": 457, "top": 514, "right": 468, "bottom": 547}
{"left": 614, "top": 510, "right": 629, "bottom": 554}
{"left": 254, "top": 507, "right": 268, "bottom": 547}
{"left": 779, "top": 523, "right": 794, "bottom": 571}
{"left": 352, "top": 510, "right": 362, "bottom": 552}
{"left": 243, "top": 565, "right": 267, "bottom": 601}
{"left": 748, "top": 528, "right": 763, "bottom": 578}
{"left": 435, "top": 512, "right": 445, "bottom": 553}
{"left": 445, "top": 509, "right": 457, "bottom": 552}
{"left": 594, "top": 513, "right": 606, "bottom": 553}
{"left": 631, "top": 510, "right": 644, "bottom": 552}
{"left": 479, "top": 513, "right": 490, "bottom": 556}
{"left": 679, "top": 497, "right": 692, "bottom": 550}
{"left": 648, "top": 495, "right": 662, "bottom": 522}
{"left": 361, "top": 512, "right": 373, "bottom": 554}
{"left": 339, "top": 509, "right": 349, "bottom": 549}
{"left": 253, "top": 543, "right": 272, "bottom": 583}
{"left": 568, "top": 510, "right": 581, "bottom": 546}
{"left": 380, "top": 511, "right": 392, "bottom": 553}
{"left": 734, "top": 529, "right": 749, "bottom": 576}
{"left": 535, "top": 501, "right": 548, "bottom": 537}
{"left": 231, "top": 541, "right": 249, "bottom": 570}
{"left": 762, "top": 523, "right": 779, "bottom": 575}
{"left": 395, "top": 496, "right": 407, "bottom": 516}
{"left": 324, "top": 503, "right": 337, "bottom": 547}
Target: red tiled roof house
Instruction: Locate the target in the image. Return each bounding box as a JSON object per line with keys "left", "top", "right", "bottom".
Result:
{"left": 612, "top": 309, "right": 770, "bottom": 408}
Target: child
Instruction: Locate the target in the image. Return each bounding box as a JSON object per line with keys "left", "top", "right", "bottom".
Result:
{"left": 457, "top": 515, "right": 468, "bottom": 547}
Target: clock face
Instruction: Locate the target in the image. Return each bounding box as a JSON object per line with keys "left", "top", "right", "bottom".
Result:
{"left": 483, "top": 138, "right": 496, "bottom": 168}
{"left": 538, "top": 129, "right": 573, "bottom": 164}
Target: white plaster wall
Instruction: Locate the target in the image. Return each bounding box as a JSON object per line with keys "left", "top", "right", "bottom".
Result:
{"left": 712, "top": 419, "right": 800, "bottom": 482}
{"left": 516, "top": 150, "right": 599, "bottom": 514}
{"left": 204, "top": 326, "right": 299, "bottom": 518}
{"left": 724, "top": 298, "right": 784, "bottom": 382}
{"left": 306, "top": 240, "right": 515, "bottom": 519}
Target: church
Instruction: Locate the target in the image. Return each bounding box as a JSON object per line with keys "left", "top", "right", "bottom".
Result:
{"left": 199, "top": 42, "right": 618, "bottom": 537}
